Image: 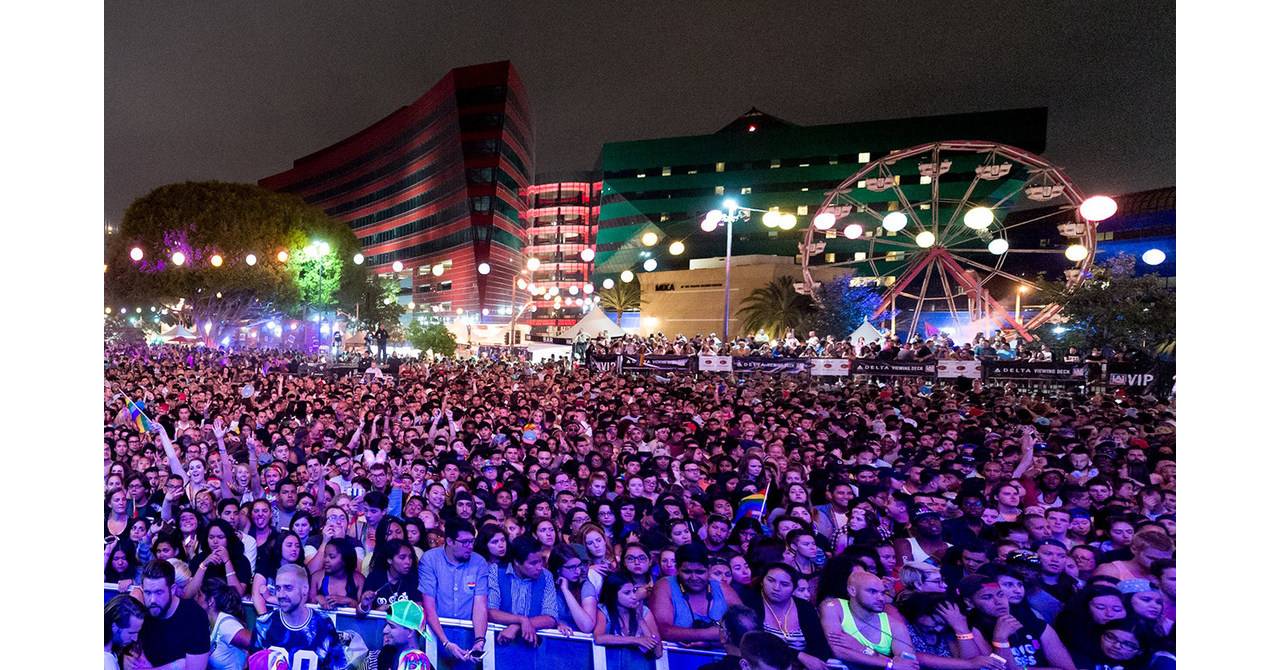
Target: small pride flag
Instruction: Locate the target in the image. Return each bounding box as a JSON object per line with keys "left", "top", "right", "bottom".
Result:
{"left": 126, "top": 396, "right": 155, "bottom": 433}
{"left": 734, "top": 481, "right": 770, "bottom": 523}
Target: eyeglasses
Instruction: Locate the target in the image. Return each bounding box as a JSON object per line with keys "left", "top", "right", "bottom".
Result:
{"left": 1102, "top": 631, "right": 1141, "bottom": 652}
{"left": 625, "top": 555, "right": 649, "bottom": 563}
{"left": 452, "top": 538, "right": 475, "bottom": 546}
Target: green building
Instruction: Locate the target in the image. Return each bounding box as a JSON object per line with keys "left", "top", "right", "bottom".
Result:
{"left": 594, "top": 107, "right": 1049, "bottom": 281}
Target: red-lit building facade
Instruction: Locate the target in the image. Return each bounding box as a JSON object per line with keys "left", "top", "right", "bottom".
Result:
{"left": 259, "top": 61, "right": 532, "bottom": 324}
{"left": 520, "top": 178, "right": 601, "bottom": 332}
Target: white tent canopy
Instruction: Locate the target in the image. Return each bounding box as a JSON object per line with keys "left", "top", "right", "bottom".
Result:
{"left": 850, "top": 318, "right": 884, "bottom": 345}
{"left": 158, "top": 325, "right": 201, "bottom": 342}
{"left": 560, "top": 306, "right": 628, "bottom": 340}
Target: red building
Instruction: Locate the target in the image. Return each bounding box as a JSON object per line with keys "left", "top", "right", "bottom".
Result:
{"left": 259, "top": 61, "right": 532, "bottom": 324}
{"left": 520, "top": 177, "right": 601, "bottom": 332}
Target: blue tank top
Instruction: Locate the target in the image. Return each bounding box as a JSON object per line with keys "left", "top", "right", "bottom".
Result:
{"left": 666, "top": 575, "right": 728, "bottom": 628}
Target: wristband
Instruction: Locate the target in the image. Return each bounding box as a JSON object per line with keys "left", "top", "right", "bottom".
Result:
{"left": 992, "top": 641, "right": 1011, "bottom": 648}
{"left": 955, "top": 633, "right": 974, "bottom": 640}
{"left": 886, "top": 660, "right": 893, "bottom": 670}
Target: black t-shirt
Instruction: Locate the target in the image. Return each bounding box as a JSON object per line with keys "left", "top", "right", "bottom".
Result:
{"left": 141, "top": 598, "right": 209, "bottom": 665}
{"left": 189, "top": 552, "right": 253, "bottom": 586}
{"left": 363, "top": 570, "right": 422, "bottom": 609}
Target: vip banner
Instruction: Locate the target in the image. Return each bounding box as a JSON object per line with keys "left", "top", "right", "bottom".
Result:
{"left": 983, "top": 361, "right": 1087, "bottom": 380}
{"left": 849, "top": 359, "right": 938, "bottom": 377}
{"left": 732, "top": 357, "right": 809, "bottom": 374}
{"left": 621, "top": 354, "right": 694, "bottom": 372}
{"left": 1106, "top": 361, "right": 1174, "bottom": 397}
{"left": 698, "top": 355, "right": 733, "bottom": 372}
{"left": 935, "top": 360, "right": 982, "bottom": 379}
{"left": 587, "top": 354, "right": 620, "bottom": 373}
{"left": 810, "top": 358, "right": 852, "bottom": 376}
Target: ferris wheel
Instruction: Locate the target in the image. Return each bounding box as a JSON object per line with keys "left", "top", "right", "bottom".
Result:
{"left": 797, "top": 141, "right": 1116, "bottom": 340}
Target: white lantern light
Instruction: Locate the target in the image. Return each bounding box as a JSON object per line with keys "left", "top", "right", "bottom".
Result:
{"left": 130, "top": 247, "right": 144, "bottom": 261}
{"left": 171, "top": 252, "right": 185, "bottom": 266}
{"left": 392, "top": 260, "right": 404, "bottom": 272}
{"left": 988, "top": 238, "right": 1009, "bottom": 255}
{"left": 245, "top": 253, "right": 257, "bottom": 266}
{"left": 915, "top": 231, "right": 936, "bottom": 247}
{"left": 526, "top": 257, "right": 541, "bottom": 271}
{"left": 583, "top": 283, "right": 594, "bottom": 294}
{"left": 643, "top": 258, "right": 658, "bottom": 272}
{"left": 813, "top": 212, "right": 836, "bottom": 230}
{"left": 580, "top": 248, "right": 595, "bottom": 262}
{"left": 1141, "top": 249, "right": 1166, "bottom": 266}
{"left": 568, "top": 285, "right": 579, "bottom": 295}
{"left": 779, "top": 214, "right": 797, "bottom": 230}
{"left": 762, "top": 211, "right": 781, "bottom": 228}
{"left": 882, "top": 211, "right": 908, "bottom": 232}
{"left": 641, "top": 232, "right": 658, "bottom": 246}
{"left": 843, "top": 224, "right": 863, "bottom": 239}
{"left": 353, "top": 253, "right": 364, "bottom": 265}
{"left": 700, "top": 218, "right": 719, "bottom": 232}
{"left": 705, "top": 209, "right": 724, "bottom": 225}
{"left": 964, "top": 207, "right": 994, "bottom": 229}
{"left": 620, "top": 270, "right": 635, "bottom": 283}
{"left": 1079, "top": 196, "right": 1118, "bottom": 222}
{"left": 1065, "top": 244, "right": 1089, "bottom": 262}
{"left": 602, "top": 278, "right": 615, "bottom": 290}
{"left": 477, "top": 262, "right": 491, "bottom": 275}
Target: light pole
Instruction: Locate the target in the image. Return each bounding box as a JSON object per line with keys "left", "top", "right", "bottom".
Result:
{"left": 700, "top": 200, "right": 796, "bottom": 341}
{"left": 1016, "top": 285, "right": 1029, "bottom": 326}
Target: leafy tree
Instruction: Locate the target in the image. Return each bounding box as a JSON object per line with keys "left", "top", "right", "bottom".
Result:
{"left": 351, "top": 274, "right": 406, "bottom": 332}
{"left": 736, "top": 276, "right": 816, "bottom": 339}
{"left": 810, "top": 274, "right": 892, "bottom": 339}
{"left": 1031, "top": 253, "right": 1175, "bottom": 352}
{"left": 105, "top": 181, "right": 367, "bottom": 347}
{"left": 597, "top": 281, "right": 643, "bottom": 324}
{"left": 404, "top": 319, "right": 458, "bottom": 358}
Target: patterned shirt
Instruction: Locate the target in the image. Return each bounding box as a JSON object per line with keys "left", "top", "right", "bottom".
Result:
{"left": 252, "top": 609, "right": 346, "bottom": 670}
{"left": 488, "top": 563, "right": 556, "bottom": 619}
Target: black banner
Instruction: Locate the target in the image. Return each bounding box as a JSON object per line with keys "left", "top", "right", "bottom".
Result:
{"left": 732, "top": 357, "right": 809, "bottom": 374}
{"left": 587, "top": 354, "right": 620, "bottom": 373}
{"left": 1106, "top": 361, "right": 1174, "bottom": 397}
{"left": 849, "top": 359, "right": 937, "bottom": 377}
{"left": 621, "top": 354, "right": 694, "bottom": 372}
{"left": 528, "top": 335, "right": 572, "bottom": 345}
{"left": 983, "top": 361, "right": 1087, "bottom": 380}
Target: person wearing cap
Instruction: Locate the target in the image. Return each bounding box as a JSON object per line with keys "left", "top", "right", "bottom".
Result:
{"left": 364, "top": 600, "right": 433, "bottom": 670}
{"left": 893, "top": 506, "right": 951, "bottom": 568}
{"left": 957, "top": 574, "right": 1074, "bottom": 670}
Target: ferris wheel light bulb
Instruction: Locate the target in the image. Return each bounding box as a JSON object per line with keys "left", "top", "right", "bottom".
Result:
{"left": 762, "top": 211, "right": 781, "bottom": 228}
{"left": 843, "top": 223, "right": 863, "bottom": 239}
{"left": 988, "top": 238, "right": 1010, "bottom": 255}
{"left": 602, "top": 278, "right": 615, "bottom": 290}
{"left": 882, "top": 211, "right": 908, "bottom": 232}
{"left": 1079, "top": 196, "right": 1118, "bottom": 222}
{"left": 779, "top": 214, "right": 797, "bottom": 230}
{"left": 1065, "top": 244, "right": 1089, "bottom": 262}
{"left": 643, "top": 258, "right": 658, "bottom": 271}
{"left": 1142, "top": 249, "right": 1166, "bottom": 265}
{"left": 964, "top": 207, "right": 995, "bottom": 229}
{"left": 814, "top": 212, "right": 837, "bottom": 230}
{"left": 915, "top": 231, "right": 936, "bottom": 248}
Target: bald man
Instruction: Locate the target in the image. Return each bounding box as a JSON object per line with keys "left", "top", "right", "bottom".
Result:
{"left": 819, "top": 571, "right": 919, "bottom": 670}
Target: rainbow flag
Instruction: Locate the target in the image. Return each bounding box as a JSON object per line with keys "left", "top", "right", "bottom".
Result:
{"left": 734, "top": 486, "right": 768, "bottom": 523}
{"left": 126, "top": 397, "right": 155, "bottom": 433}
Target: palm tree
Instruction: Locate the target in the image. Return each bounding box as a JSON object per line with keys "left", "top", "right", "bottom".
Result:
{"left": 597, "top": 281, "right": 643, "bottom": 324}
{"left": 736, "top": 276, "right": 815, "bottom": 339}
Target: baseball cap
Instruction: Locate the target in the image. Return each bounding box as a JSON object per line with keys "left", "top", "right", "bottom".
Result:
{"left": 387, "top": 600, "right": 432, "bottom": 642}
{"left": 910, "top": 505, "right": 940, "bottom": 522}
{"left": 1067, "top": 507, "right": 1092, "bottom": 520}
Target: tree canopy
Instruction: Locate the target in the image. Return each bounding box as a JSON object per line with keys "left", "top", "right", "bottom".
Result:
{"left": 736, "top": 276, "right": 816, "bottom": 339}
{"left": 1032, "top": 253, "right": 1175, "bottom": 352}
{"left": 404, "top": 319, "right": 458, "bottom": 357}
{"left": 597, "top": 282, "right": 643, "bottom": 324}
{"left": 104, "top": 181, "right": 384, "bottom": 346}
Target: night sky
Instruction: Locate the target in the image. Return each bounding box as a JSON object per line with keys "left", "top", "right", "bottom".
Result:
{"left": 105, "top": 1, "right": 1174, "bottom": 224}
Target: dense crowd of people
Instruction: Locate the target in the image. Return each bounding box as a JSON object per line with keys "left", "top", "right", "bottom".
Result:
{"left": 103, "top": 341, "right": 1175, "bottom": 670}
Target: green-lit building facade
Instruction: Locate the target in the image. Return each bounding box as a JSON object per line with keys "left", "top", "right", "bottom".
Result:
{"left": 594, "top": 107, "right": 1049, "bottom": 281}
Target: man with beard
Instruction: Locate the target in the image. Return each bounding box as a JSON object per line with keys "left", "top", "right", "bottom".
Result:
{"left": 252, "top": 564, "right": 347, "bottom": 670}
{"left": 893, "top": 506, "right": 951, "bottom": 567}
{"left": 137, "top": 559, "right": 211, "bottom": 670}
{"left": 819, "top": 571, "right": 919, "bottom": 669}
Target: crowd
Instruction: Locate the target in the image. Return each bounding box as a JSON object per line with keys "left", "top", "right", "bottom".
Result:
{"left": 103, "top": 341, "right": 1175, "bottom": 670}
{"left": 581, "top": 329, "right": 1158, "bottom": 367}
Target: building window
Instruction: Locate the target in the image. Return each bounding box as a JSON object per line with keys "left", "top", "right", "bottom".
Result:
{"left": 855, "top": 251, "right": 867, "bottom": 261}
{"left": 857, "top": 180, "right": 866, "bottom": 189}
{"left": 825, "top": 252, "right": 835, "bottom": 263}
{"left": 858, "top": 152, "right": 871, "bottom": 163}
{"left": 829, "top": 155, "right": 839, "bottom": 165}
{"left": 438, "top": 281, "right": 452, "bottom": 291}
{"left": 637, "top": 173, "right": 646, "bottom": 178}
{"left": 741, "top": 187, "right": 752, "bottom": 195}
{"left": 715, "top": 186, "right": 725, "bottom": 195}
{"left": 770, "top": 159, "right": 781, "bottom": 169}
{"left": 768, "top": 230, "right": 778, "bottom": 238}
{"left": 825, "top": 230, "right": 837, "bottom": 239}
{"left": 797, "top": 205, "right": 809, "bottom": 215}
{"left": 715, "top": 162, "right": 725, "bottom": 172}
{"left": 662, "top": 167, "right": 672, "bottom": 176}
{"left": 688, "top": 169, "right": 697, "bottom": 174}
{"left": 660, "top": 213, "right": 670, "bottom": 222}
{"left": 801, "top": 187, "right": 809, "bottom": 192}
{"left": 799, "top": 162, "right": 810, "bottom": 168}
{"left": 920, "top": 175, "right": 932, "bottom": 185}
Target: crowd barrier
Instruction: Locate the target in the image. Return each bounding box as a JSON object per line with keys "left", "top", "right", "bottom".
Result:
{"left": 105, "top": 585, "right": 731, "bottom": 670}
{"left": 587, "top": 354, "right": 1173, "bottom": 396}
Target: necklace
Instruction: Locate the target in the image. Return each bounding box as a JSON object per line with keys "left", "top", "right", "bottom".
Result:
{"left": 763, "top": 598, "right": 795, "bottom": 634}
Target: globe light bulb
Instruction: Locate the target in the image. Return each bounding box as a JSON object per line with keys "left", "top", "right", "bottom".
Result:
{"left": 432, "top": 264, "right": 444, "bottom": 276}
{"left": 353, "top": 253, "right": 364, "bottom": 265}
{"left": 813, "top": 212, "right": 836, "bottom": 230}
{"left": 701, "top": 218, "right": 719, "bottom": 232}
{"left": 705, "top": 210, "right": 724, "bottom": 225}
{"left": 171, "top": 252, "right": 185, "bottom": 266}
{"left": 964, "top": 207, "right": 994, "bottom": 229}
{"left": 641, "top": 232, "right": 658, "bottom": 246}
{"left": 517, "top": 278, "right": 528, "bottom": 289}
{"left": 130, "top": 247, "right": 144, "bottom": 261}
{"left": 245, "top": 254, "right": 257, "bottom": 266}
{"left": 843, "top": 224, "right": 863, "bottom": 239}
{"left": 643, "top": 258, "right": 658, "bottom": 271}
{"left": 392, "top": 260, "right": 404, "bottom": 272}
{"left": 988, "top": 238, "right": 1009, "bottom": 255}
{"left": 1142, "top": 249, "right": 1166, "bottom": 266}
{"left": 210, "top": 254, "right": 223, "bottom": 267}
{"left": 1065, "top": 244, "right": 1089, "bottom": 262}
{"left": 779, "top": 214, "right": 797, "bottom": 230}
{"left": 581, "top": 248, "right": 595, "bottom": 262}
{"left": 277, "top": 251, "right": 289, "bottom": 263}
{"left": 620, "top": 270, "right": 635, "bottom": 283}
{"left": 1079, "top": 196, "right": 1118, "bottom": 222}
{"left": 762, "top": 211, "right": 781, "bottom": 228}
{"left": 882, "top": 211, "right": 908, "bottom": 232}
{"left": 602, "top": 278, "right": 615, "bottom": 290}
{"left": 527, "top": 257, "right": 541, "bottom": 271}
{"left": 584, "top": 283, "right": 594, "bottom": 294}
{"left": 669, "top": 241, "right": 685, "bottom": 255}
{"left": 915, "top": 231, "right": 936, "bottom": 247}
{"left": 477, "top": 262, "right": 490, "bottom": 275}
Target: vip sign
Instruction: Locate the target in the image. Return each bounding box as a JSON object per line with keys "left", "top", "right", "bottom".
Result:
{"left": 810, "top": 358, "right": 851, "bottom": 376}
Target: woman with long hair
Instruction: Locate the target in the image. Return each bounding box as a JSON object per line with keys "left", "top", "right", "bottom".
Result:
{"left": 105, "top": 489, "right": 130, "bottom": 539}
{"left": 593, "top": 571, "right": 663, "bottom": 670}
{"left": 126, "top": 517, "right": 154, "bottom": 567}
{"left": 359, "top": 538, "right": 421, "bottom": 613}
{"left": 311, "top": 536, "right": 363, "bottom": 609}
{"left": 403, "top": 517, "right": 428, "bottom": 558}
{"left": 289, "top": 512, "right": 318, "bottom": 561}
{"left": 740, "top": 562, "right": 832, "bottom": 670}
{"left": 104, "top": 537, "right": 139, "bottom": 590}
{"left": 549, "top": 544, "right": 597, "bottom": 633}
{"left": 196, "top": 578, "right": 251, "bottom": 670}
{"left": 361, "top": 517, "right": 408, "bottom": 576}
{"left": 728, "top": 516, "right": 764, "bottom": 555}
{"left": 591, "top": 499, "right": 622, "bottom": 544}
{"left": 251, "top": 530, "right": 305, "bottom": 615}
{"left": 475, "top": 523, "right": 508, "bottom": 566}
{"left": 576, "top": 523, "right": 618, "bottom": 586}
{"left": 528, "top": 517, "right": 559, "bottom": 561}
{"left": 186, "top": 518, "right": 252, "bottom": 598}
{"left": 1053, "top": 583, "right": 1128, "bottom": 660}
